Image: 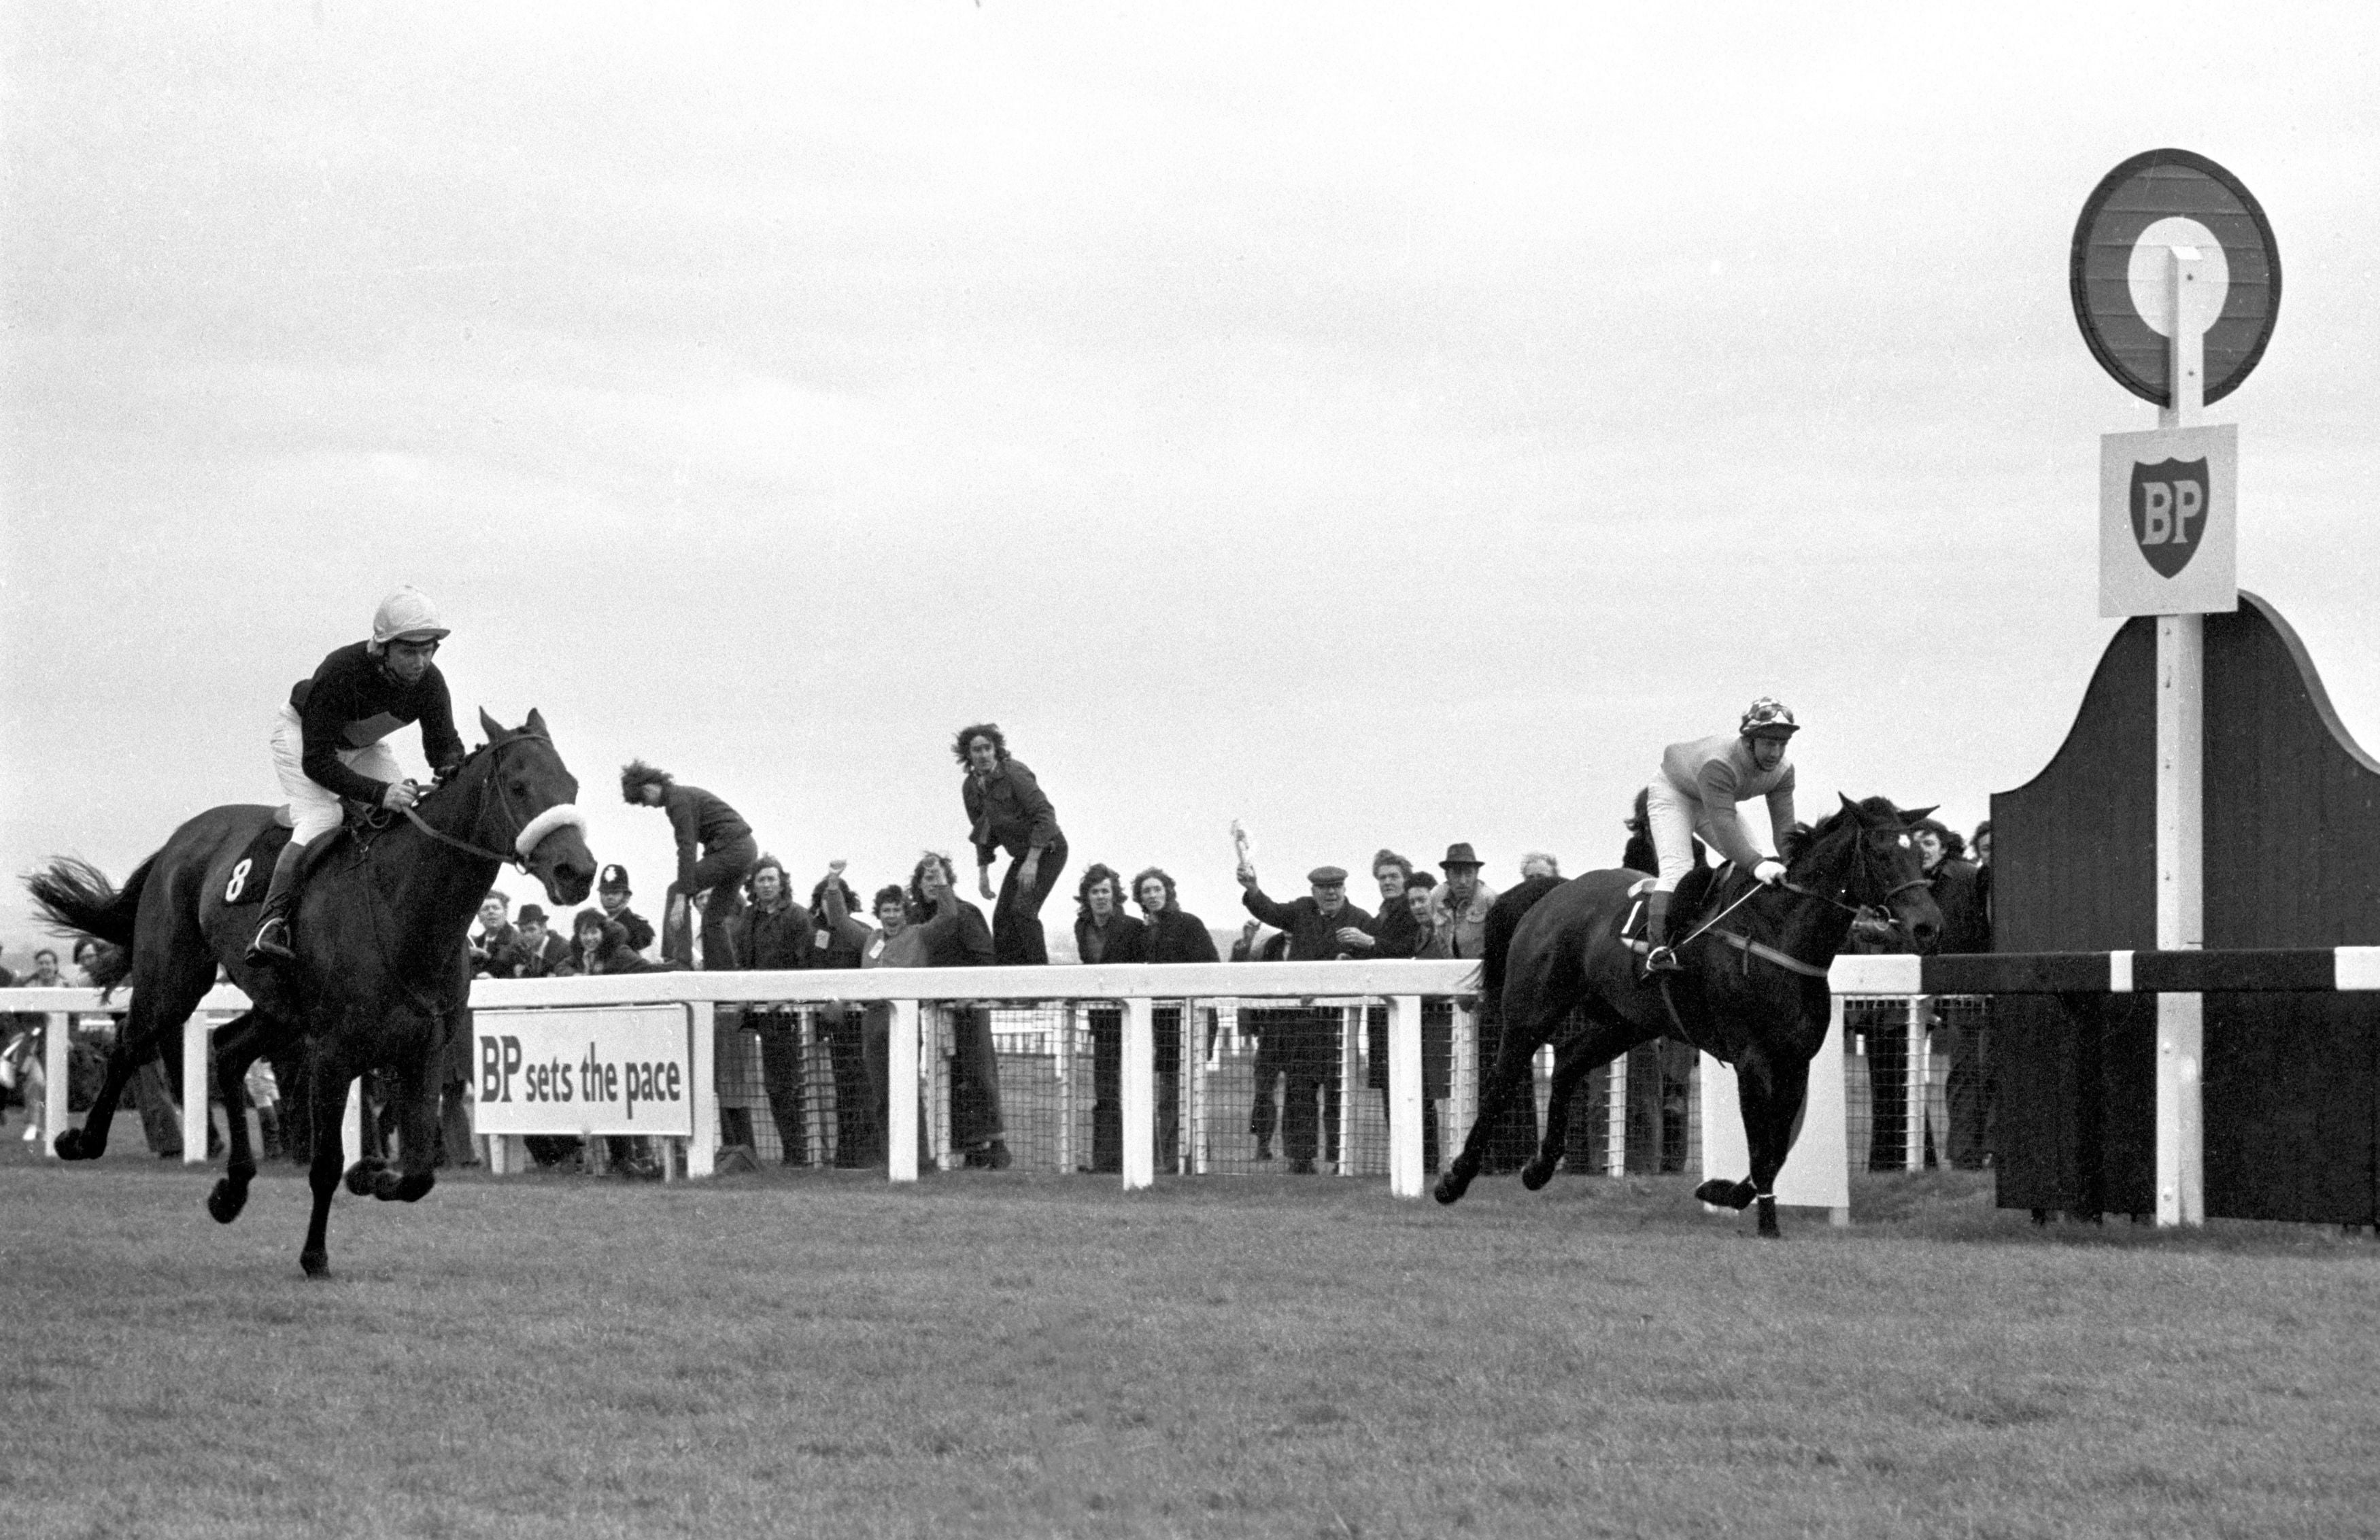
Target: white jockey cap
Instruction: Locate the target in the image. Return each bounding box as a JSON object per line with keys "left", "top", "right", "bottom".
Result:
{"left": 372, "top": 585, "right": 452, "bottom": 645}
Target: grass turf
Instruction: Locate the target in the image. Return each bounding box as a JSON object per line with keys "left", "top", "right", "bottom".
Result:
{"left": 2, "top": 1140, "right": 2374, "bottom": 1539}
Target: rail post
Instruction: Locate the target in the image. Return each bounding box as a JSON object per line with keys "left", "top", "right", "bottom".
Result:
{"left": 43, "top": 1010, "right": 70, "bottom": 1157}
{"left": 182, "top": 1014, "right": 209, "bottom": 1165}
{"left": 686, "top": 1000, "right": 716, "bottom": 1179}
{"left": 1386, "top": 993, "right": 1423, "bottom": 1198}
{"left": 1121, "top": 996, "right": 1155, "bottom": 1190}
{"left": 888, "top": 999, "right": 920, "bottom": 1183}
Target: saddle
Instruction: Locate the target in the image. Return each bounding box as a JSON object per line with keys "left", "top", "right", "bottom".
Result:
{"left": 1616, "top": 863, "right": 1729, "bottom": 959}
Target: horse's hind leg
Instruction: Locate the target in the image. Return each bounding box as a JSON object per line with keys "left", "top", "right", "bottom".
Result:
{"left": 56, "top": 957, "right": 213, "bottom": 1162}
{"left": 205, "top": 1014, "right": 275, "bottom": 1224}
{"left": 345, "top": 1070, "right": 390, "bottom": 1196}
{"left": 1433, "top": 1006, "right": 1553, "bottom": 1205}
{"left": 1522, "top": 1010, "right": 1646, "bottom": 1191}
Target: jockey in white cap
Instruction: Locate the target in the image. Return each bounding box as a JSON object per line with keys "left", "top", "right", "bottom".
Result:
{"left": 1642, "top": 696, "right": 1801, "bottom": 973}
{"left": 246, "top": 587, "right": 466, "bottom": 963}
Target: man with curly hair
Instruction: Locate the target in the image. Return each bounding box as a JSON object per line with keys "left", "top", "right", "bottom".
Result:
{"left": 953, "top": 723, "right": 1068, "bottom": 966}
{"left": 620, "top": 760, "right": 759, "bottom": 968}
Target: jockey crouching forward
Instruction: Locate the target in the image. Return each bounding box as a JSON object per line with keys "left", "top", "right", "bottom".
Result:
{"left": 1642, "top": 697, "right": 1800, "bottom": 974}
{"left": 246, "top": 586, "right": 465, "bottom": 963}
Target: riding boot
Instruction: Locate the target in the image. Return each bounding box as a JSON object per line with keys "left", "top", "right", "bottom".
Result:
{"left": 1644, "top": 891, "right": 1681, "bottom": 974}
{"left": 244, "top": 838, "right": 310, "bottom": 963}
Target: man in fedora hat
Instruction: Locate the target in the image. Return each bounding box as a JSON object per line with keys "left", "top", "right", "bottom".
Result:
{"left": 511, "top": 904, "right": 574, "bottom": 978}
{"left": 1236, "top": 856, "right": 1372, "bottom": 1174}
{"left": 1435, "top": 842, "right": 1535, "bottom": 1171}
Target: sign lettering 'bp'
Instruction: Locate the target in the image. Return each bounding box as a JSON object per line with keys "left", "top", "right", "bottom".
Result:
{"left": 2100, "top": 424, "right": 2236, "bottom": 617}
{"left": 472, "top": 1006, "right": 693, "bottom": 1137}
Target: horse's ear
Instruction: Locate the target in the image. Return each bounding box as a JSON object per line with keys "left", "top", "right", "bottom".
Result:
{"left": 524, "top": 706, "right": 548, "bottom": 738}
{"left": 1837, "top": 792, "right": 1863, "bottom": 823}
{"left": 1901, "top": 805, "right": 1939, "bottom": 827}
{"left": 479, "top": 707, "right": 505, "bottom": 743}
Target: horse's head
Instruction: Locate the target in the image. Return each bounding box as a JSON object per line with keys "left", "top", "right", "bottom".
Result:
{"left": 1797, "top": 795, "right": 1943, "bottom": 952}
{"left": 452, "top": 707, "right": 598, "bottom": 907}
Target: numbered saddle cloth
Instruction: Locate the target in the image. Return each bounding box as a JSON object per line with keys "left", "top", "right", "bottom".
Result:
{"left": 219, "top": 806, "right": 364, "bottom": 906}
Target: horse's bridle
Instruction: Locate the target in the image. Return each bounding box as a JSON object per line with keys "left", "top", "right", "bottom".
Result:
{"left": 1782, "top": 821, "right": 1929, "bottom": 917}
{"left": 398, "top": 733, "right": 584, "bottom": 873}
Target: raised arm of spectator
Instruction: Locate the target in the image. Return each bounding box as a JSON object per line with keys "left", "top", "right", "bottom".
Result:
{"left": 1240, "top": 883, "right": 1299, "bottom": 931}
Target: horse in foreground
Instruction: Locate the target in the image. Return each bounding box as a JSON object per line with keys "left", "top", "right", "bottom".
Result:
{"left": 27, "top": 709, "right": 596, "bottom": 1276}
{"left": 1435, "top": 795, "right": 1942, "bottom": 1237}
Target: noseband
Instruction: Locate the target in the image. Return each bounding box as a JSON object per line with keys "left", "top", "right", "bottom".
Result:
{"left": 400, "top": 733, "right": 587, "bottom": 872}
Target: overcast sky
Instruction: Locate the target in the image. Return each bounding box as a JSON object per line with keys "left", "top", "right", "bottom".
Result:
{"left": 5, "top": 3, "right": 2377, "bottom": 957}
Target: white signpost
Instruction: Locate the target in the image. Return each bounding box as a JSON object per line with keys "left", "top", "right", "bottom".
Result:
{"left": 2072, "top": 150, "right": 2279, "bottom": 1226}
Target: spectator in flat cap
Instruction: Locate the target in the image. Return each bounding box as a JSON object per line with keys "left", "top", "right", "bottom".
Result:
{"left": 1235, "top": 855, "right": 1371, "bottom": 1174}
{"left": 596, "top": 865, "right": 658, "bottom": 959}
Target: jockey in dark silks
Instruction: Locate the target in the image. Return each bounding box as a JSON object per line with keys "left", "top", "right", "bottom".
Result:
{"left": 245, "top": 587, "right": 466, "bottom": 964}
{"left": 1642, "top": 696, "right": 1800, "bottom": 973}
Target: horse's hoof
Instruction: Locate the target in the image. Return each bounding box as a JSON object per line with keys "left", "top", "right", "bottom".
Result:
{"left": 1431, "top": 1172, "right": 1467, "bottom": 1205}
{"left": 301, "top": 1250, "right": 330, "bottom": 1279}
{"left": 1694, "top": 1178, "right": 1735, "bottom": 1207}
{"left": 206, "top": 1178, "right": 250, "bottom": 1225}
{"left": 373, "top": 1171, "right": 435, "bottom": 1203}
{"left": 54, "top": 1127, "right": 96, "bottom": 1161}
{"left": 343, "top": 1161, "right": 381, "bottom": 1197}
{"left": 1520, "top": 1159, "right": 1556, "bottom": 1192}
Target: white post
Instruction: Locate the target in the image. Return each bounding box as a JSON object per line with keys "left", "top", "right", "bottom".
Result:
{"left": 1387, "top": 994, "right": 1423, "bottom": 1198}
{"left": 1121, "top": 997, "right": 1155, "bottom": 1191}
{"left": 1191, "top": 1004, "right": 1212, "bottom": 1175}
{"left": 488, "top": 1132, "right": 514, "bottom": 1176}
{"left": 182, "top": 1015, "right": 210, "bottom": 1164}
{"left": 887, "top": 999, "right": 919, "bottom": 1184}
{"left": 1449, "top": 999, "right": 1478, "bottom": 1154}
{"left": 1903, "top": 997, "right": 1927, "bottom": 1172}
{"left": 42, "top": 1010, "right": 71, "bottom": 1156}
{"left": 1336, "top": 1005, "right": 1361, "bottom": 1176}
{"left": 686, "top": 1000, "right": 716, "bottom": 1179}
{"left": 2156, "top": 242, "right": 2208, "bottom": 1227}
{"left": 1605, "top": 1053, "right": 1629, "bottom": 1177}
{"left": 343, "top": 1078, "right": 364, "bottom": 1163}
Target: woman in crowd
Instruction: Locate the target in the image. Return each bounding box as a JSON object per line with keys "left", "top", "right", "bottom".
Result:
{"left": 1132, "top": 866, "right": 1218, "bottom": 1173}
{"left": 726, "top": 855, "right": 813, "bottom": 1165}
{"left": 620, "top": 760, "right": 759, "bottom": 969}
{"left": 859, "top": 855, "right": 1006, "bottom": 1170}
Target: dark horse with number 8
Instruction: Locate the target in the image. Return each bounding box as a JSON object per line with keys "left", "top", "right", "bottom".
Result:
{"left": 26, "top": 709, "right": 596, "bottom": 1276}
{"left": 1434, "top": 795, "right": 1941, "bottom": 1237}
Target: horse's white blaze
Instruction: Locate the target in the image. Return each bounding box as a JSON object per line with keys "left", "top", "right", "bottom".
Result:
{"left": 515, "top": 803, "right": 589, "bottom": 860}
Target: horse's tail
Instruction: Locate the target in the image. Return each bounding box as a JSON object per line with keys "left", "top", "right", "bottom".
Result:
{"left": 24, "top": 855, "right": 153, "bottom": 987}
{"left": 1478, "top": 874, "right": 1565, "bottom": 1006}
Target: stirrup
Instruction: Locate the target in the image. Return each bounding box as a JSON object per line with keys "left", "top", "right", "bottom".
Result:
{"left": 246, "top": 915, "right": 296, "bottom": 964}
{"left": 1644, "top": 944, "right": 1680, "bottom": 974}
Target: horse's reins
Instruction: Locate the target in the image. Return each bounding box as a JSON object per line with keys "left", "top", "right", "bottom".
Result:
{"left": 398, "top": 732, "right": 573, "bottom": 871}
{"left": 1679, "top": 823, "right": 1929, "bottom": 979}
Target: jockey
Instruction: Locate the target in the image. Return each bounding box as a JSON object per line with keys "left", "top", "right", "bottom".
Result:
{"left": 1642, "top": 696, "right": 1800, "bottom": 973}
{"left": 246, "top": 587, "right": 466, "bottom": 963}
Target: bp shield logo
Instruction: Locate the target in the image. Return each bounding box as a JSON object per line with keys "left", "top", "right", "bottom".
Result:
{"left": 2130, "top": 458, "right": 2209, "bottom": 578}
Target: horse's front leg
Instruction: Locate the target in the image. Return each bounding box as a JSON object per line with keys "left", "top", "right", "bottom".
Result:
{"left": 1729, "top": 1047, "right": 1813, "bottom": 1239}
{"left": 1434, "top": 1006, "right": 1548, "bottom": 1205}
{"left": 371, "top": 1050, "right": 439, "bottom": 1203}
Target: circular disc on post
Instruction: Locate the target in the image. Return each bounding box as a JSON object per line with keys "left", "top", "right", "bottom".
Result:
{"left": 2071, "top": 148, "right": 2280, "bottom": 407}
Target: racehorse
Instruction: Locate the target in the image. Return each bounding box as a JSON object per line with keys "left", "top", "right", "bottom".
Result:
{"left": 1433, "top": 795, "right": 1942, "bottom": 1237}
{"left": 25, "top": 709, "right": 596, "bottom": 1276}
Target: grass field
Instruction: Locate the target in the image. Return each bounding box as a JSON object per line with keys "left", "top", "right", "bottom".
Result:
{"left": 3, "top": 1138, "right": 2375, "bottom": 1540}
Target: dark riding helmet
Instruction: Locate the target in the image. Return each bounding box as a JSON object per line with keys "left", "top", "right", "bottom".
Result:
{"left": 1739, "top": 697, "right": 1800, "bottom": 741}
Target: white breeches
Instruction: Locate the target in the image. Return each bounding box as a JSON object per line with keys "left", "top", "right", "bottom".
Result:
{"left": 1644, "top": 777, "right": 1711, "bottom": 893}
{"left": 271, "top": 702, "right": 399, "bottom": 844}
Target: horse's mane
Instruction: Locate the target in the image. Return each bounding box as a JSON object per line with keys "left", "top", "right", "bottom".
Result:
{"left": 1782, "top": 796, "right": 1907, "bottom": 866}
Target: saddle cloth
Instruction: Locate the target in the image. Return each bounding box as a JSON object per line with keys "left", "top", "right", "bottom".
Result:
{"left": 220, "top": 806, "right": 365, "bottom": 906}
{"left": 1616, "top": 864, "right": 1729, "bottom": 954}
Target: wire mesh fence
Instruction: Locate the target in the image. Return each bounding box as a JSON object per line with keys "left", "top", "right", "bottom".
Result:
{"left": 1841, "top": 993, "right": 1993, "bottom": 1171}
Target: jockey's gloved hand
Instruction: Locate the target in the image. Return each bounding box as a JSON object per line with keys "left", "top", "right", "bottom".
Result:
{"left": 1753, "top": 859, "right": 1786, "bottom": 886}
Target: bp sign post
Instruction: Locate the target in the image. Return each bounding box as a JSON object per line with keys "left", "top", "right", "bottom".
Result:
{"left": 2070, "top": 148, "right": 2280, "bottom": 1226}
